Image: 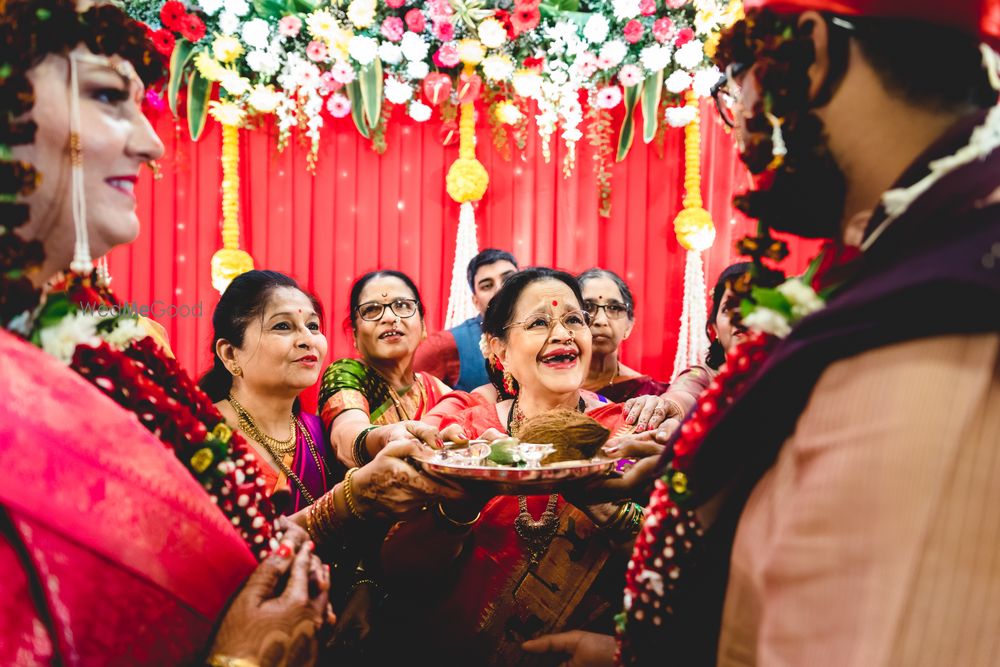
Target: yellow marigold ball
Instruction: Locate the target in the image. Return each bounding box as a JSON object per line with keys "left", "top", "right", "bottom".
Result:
{"left": 446, "top": 158, "right": 489, "bottom": 203}
{"left": 673, "top": 207, "right": 716, "bottom": 251}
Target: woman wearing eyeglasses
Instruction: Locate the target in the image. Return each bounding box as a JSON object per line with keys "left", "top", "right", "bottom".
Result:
{"left": 577, "top": 268, "right": 670, "bottom": 404}
{"left": 319, "top": 270, "right": 451, "bottom": 468}
{"left": 377, "top": 268, "right": 640, "bottom": 665}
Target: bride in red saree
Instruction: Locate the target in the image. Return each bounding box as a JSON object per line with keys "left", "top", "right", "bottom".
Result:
{"left": 379, "top": 268, "right": 642, "bottom": 665}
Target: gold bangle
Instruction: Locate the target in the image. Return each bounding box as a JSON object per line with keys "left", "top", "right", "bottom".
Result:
{"left": 599, "top": 502, "right": 630, "bottom": 530}
{"left": 305, "top": 501, "right": 317, "bottom": 542}
{"left": 435, "top": 502, "right": 480, "bottom": 529}
{"left": 207, "top": 656, "right": 260, "bottom": 667}
{"left": 343, "top": 467, "right": 365, "bottom": 521}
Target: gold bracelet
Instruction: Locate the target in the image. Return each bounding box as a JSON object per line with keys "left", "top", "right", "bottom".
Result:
{"left": 343, "top": 467, "right": 365, "bottom": 521}
{"left": 207, "top": 656, "right": 260, "bottom": 667}
{"left": 435, "top": 502, "right": 480, "bottom": 531}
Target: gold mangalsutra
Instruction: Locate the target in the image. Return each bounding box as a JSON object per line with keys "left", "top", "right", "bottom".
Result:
{"left": 228, "top": 394, "right": 296, "bottom": 454}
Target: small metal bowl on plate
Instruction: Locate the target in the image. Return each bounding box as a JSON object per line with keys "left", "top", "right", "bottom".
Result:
{"left": 413, "top": 451, "right": 617, "bottom": 496}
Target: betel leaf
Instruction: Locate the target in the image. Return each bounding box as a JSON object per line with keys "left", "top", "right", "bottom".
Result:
{"left": 167, "top": 38, "right": 197, "bottom": 116}
{"left": 641, "top": 69, "right": 664, "bottom": 144}
{"left": 616, "top": 82, "right": 641, "bottom": 162}
{"left": 345, "top": 79, "right": 371, "bottom": 138}
{"left": 358, "top": 58, "right": 383, "bottom": 130}
{"left": 186, "top": 70, "right": 213, "bottom": 141}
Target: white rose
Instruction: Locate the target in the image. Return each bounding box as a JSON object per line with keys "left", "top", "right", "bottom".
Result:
{"left": 583, "top": 14, "right": 610, "bottom": 43}
{"left": 217, "top": 11, "right": 240, "bottom": 35}
{"left": 777, "top": 278, "right": 825, "bottom": 320}
{"left": 39, "top": 313, "right": 100, "bottom": 365}
{"left": 743, "top": 307, "right": 793, "bottom": 338}
{"left": 406, "top": 60, "right": 429, "bottom": 80}
{"left": 664, "top": 105, "right": 697, "bottom": 126}
{"left": 665, "top": 69, "right": 692, "bottom": 94}
{"left": 408, "top": 100, "right": 432, "bottom": 122}
{"left": 197, "top": 0, "right": 224, "bottom": 15}
{"left": 384, "top": 77, "right": 413, "bottom": 104}
{"left": 348, "top": 35, "right": 379, "bottom": 65}
{"left": 241, "top": 18, "right": 271, "bottom": 50}
{"left": 223, "top": 0, "right": 249, "bottom": 17}
{"left": 378, "top": 42, "right": 403, "bottom": 65}
{"left": 612, "top": 0, "right": 640, "bottom": 21}
{"left": 674, "top": 39, "right": 705, "bottom": 69}
{"left": 400, "top": 32, "right": 429, "bottom": 62}
{"left": 640, "top": 44, "right": 671, "bottom": 72}
{"left": 599, "top": 40, "right": 628, "bottom": 67}
{"left": 692, "top": 66, "right": 722, "bottom": 97}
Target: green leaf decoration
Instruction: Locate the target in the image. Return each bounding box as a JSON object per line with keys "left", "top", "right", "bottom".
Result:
{"left": 36, "top": 294, "right": 74, "bottom": 329}
{"left": 186, "top": 70, "right": 213, "bottom": 141}
{"left": 641, "top": 69, "right": 664, "bottom": 144}
{"left": 345, "top": 79, "right": 371, "bottom": 138}
{"left": 540, "top": 0, "right": 581, "bottom": 13}
{"left": 749, "top": 286, "right": 794, "bottom": 319}
{"left": 358, "top": 58, "right": 383, "bottom": 130}
{"left": 616, "top": 82, "right": 641, "bottom": 162}
{"left": 251, "top": 0, "right": 290, "bottom": 20}
{"left": 167, "top": 38, "right": 197, "bottom": 116}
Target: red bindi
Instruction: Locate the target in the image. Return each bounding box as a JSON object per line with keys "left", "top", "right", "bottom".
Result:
{"left": 552, "top": 300, "right": 558, "bottom": 307}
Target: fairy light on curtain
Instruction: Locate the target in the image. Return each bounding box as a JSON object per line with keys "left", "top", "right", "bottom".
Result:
{"left": 443, "top": 50, "right": 489, "bottom": 329}
{"left": 671, "top": 90, "right": 717, "bottom": 380}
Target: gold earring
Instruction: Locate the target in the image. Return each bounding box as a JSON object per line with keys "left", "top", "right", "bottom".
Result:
{"left": 231, "top": 365, "right": 242, "bottom": 377}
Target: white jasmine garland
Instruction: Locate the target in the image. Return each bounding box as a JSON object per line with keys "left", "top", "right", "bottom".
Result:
{"left": 384, "top": 76, "right": 413, "bottom": 104}
{"left": 743, "top": 307, "right": 792, "bottom": 338}
{"left": 102, "top": 317, "right": 148, "bottom": 351}
{"left": 665, "top": 69, "right": 692, "bottom": 93}
{"left": 583, "top": 14, "right": 610, "bottom": 43}
{"left": 599, "top": 40, "right": 628, "bottom": 68}
{"left": 348, "top": 35, "right": 379, "bottom": 65}
{"left": 400, "top": 32, "right": 429, "bottom": 61}
{"left": 408, "top": 100, "right": 432, "bottom": 122}
{"left": 674, "top": 39, "right": 705, "bottom": 69}
{"left": 378, "top": 42, "right": 403, "bottom": 65}
{"left": 39, "top": 313, "right": 100, "bottom": 365}
{"left": 776, "top": 278, "right": 825, "bottom": 320}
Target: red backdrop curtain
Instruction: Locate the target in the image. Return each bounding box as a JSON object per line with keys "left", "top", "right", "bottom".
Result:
{"left": 113, "top": 100, "right": 817, "bottom": 406}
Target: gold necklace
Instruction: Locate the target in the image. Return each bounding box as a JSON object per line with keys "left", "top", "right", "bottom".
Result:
{"left": 227, "top": 396, "right": 323, "bottom": 505}
{"left": 589, "top": 359, "right": 621, "bottom": 390}
{"left": 227, "top": 394, "right": 295, "bottom": 454}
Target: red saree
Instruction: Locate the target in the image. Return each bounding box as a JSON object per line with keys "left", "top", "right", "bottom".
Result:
{"left": 428, "top": 402, "right": 630, "bottom": 665}
{"left": 0, "top": 330, "right": 256, "bottom": 666}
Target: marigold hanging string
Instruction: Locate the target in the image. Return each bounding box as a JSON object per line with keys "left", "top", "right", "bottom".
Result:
{"left": 209, "top": 101, "right": 254, "bottom": 294}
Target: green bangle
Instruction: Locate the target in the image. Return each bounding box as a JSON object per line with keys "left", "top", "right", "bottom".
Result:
{"left": 352, "top": 425, "right": 378, "bottom": 466}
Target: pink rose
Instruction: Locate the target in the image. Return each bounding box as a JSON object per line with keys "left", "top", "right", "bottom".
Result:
{"left": 639, "top": 0, "right": 656, "bottom": 16}
{"left": 666, "top": 0, "right": 689, "bottom": 7}
{"left": 434, "top": 20, "right": 455, "bottom": 41}
{"left": 385, "top": 0, "right": 405, "bottom": 7}
{"left": 623, "top": 19, "right": 644, "bottom": 44}
{"left": 405, "top": 9, "right": 426, "bottom": 33}
{"left": 675, "top": 27, "right": 694, "bottom": 46}
{"left": 381, "top": 16, "right": 405, "bottom": 42}
{"left": 306, "top": 40, "right": 328, "bottom": 62}
{"left": 433, "top": 43, "right": 460, "bottom": 68}
{"left": 652, "top": 17, "right": 673, "bottom": 43}
{"left": 278, "top": 15, "right": 302, "bottom": 37}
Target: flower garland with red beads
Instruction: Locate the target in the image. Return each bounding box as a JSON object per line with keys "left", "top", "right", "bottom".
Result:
{"left": 50, "top": 275, "right": 281, "bottom": 560}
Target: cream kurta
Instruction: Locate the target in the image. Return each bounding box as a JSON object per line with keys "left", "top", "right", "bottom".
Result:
{"left": 719, "top": 333, "right": 1000, "bottom": 666}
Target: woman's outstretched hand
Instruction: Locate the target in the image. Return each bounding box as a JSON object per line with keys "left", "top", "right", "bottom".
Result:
{"left": 208, "top": 520, "right": 332, "bottom": 667}
{"left": 522, "top": 631, "right": 617, "bottom": 667}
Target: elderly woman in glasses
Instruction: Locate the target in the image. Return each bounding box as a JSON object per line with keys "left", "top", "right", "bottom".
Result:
{"left": 318, "top": 270, "right": 452, "bottom": 468}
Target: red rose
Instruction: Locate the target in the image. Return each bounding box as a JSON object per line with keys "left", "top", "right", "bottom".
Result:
{"left": 522, "top": 56, "right": 543, "bottom": 70}
{"left": 150, "top": 28, "right": 176, "bottom": 56}
{"left": 178, "top": 13, "right": 206, "bottom": 43}
{"left": 623, "top": 19, "right": 644, "bottom": 44}
{"left": 159, "top": 1, "right": 186, "bottom": 31}
{"left": 639, "top": 0, "right": 657, "bottom": 15}
{"left": 405, "top": 9, "right": 426, "bottom": 33}
{"left": 510, "top": 6, "right": 540, "bottom": 36}
{"left": 674, "top": 27, "right": 694, "bottom": 47}
{"left": 493, "top": 9, "right": 516, "bottom": 38}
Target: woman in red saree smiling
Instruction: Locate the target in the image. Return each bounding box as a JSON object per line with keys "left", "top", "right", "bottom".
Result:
{"left": 319, "top": 270, "right": 450, "bottom": 468}
{"left": 202, "top": 270, "right": 332, "bottom": 514}
{"left": 381, "top": 268, "right": 643, "bottom": 665}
